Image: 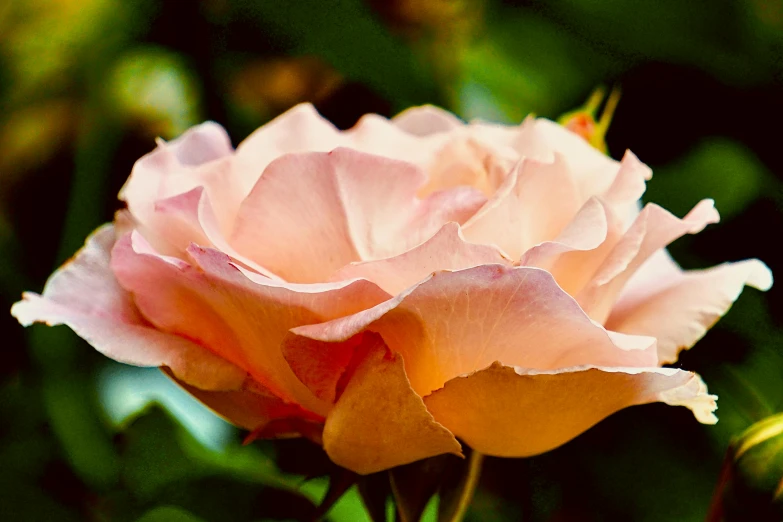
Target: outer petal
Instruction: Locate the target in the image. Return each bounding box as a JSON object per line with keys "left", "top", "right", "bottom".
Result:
{"left": 322, "top": 335, "right": 462, "bottom": 474}
{"left": 173, "top": 374, "right": 324, "bottom": 433}
{"left": 330, "top": 222, "right": 511, "bottom": 295}
{"left": 119, "top": 123, "right": 241, "bottom": 238}
{"left": 462, "top": 155, "right": 582, "bottom": 259}
{"left": 287, "top": 265, "right": 658, "bottom": 400}
{"left": 230, "top": 148, "right": 485, "bottom": 283}
{"left": 11, "top": 225, "right": 246, "bottom": 391}
{"left": 607, "top": 259, "right": 773, "bottom": 364}
{"left": 423, "top": 362, "right": 717, "bottom": 458}
{"left": 110, "top": 231, "right": 390, "bottom": 415}
{"left": 392, "top": 105, "right": 464, "bottom": 136}
{"left": 577, "top": 199, "right": 720, "bottom": 324}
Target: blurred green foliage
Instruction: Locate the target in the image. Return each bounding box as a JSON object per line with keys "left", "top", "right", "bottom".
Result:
{"left": 1, "top": 0, "right": 782, "bottom": 520}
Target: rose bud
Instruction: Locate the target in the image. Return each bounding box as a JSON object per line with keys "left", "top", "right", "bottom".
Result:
{"left": 711, "top": 413, "right": 783, "bottom": 521}
{"left": 12, "top": 103, "right": 771, "bottom": 474}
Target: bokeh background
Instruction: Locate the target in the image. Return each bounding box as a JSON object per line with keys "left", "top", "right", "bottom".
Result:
{"left": 2, "top": 0, "right": 782, "bottom": 520}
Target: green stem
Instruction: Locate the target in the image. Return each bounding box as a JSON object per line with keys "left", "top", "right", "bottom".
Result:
{"left": 448, "top": 450, "right": 484, "bottom": 522}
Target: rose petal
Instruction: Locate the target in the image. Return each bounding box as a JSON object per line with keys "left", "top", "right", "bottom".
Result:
{"left": 423, "top": 362, "right": 717, "bottom": 457}
{"left": 322, "top": 335, "right": 462, "bottom": 474}
{"left": 513, "top": 118, "right": 620, "bottom": 199}
{"left": 607, "top": 259, "right": 773, "bottom": 364}
{"left": 330, "top": 222, "right": 511, "bottom": 295}
{"left": 119, "top": 122, "right": 239, "bottom": 231}
{"left": 418, "top": 137, "right": 512, "bottom": 197}
{"left": 234, "top": 103, "right": 343, "bottom": 194}
{"left": 392, "top": 105, "right": 464, "bottom": 136}
{"left": 110, "top": 231, "right": 390, "bottom": 414}
{"left": 577, "top": 199, "right": 720, "bottom": 323}
{"left": 172, "top": 373, "right": 323, "bottom": 432}
{"left": 289, "top": 265, "right": 658, "bottom": 399}
{"left": 462, "top": 155, "right": 582, "bottom": 259}
{"left": 230, "top": 148, "right": 485, "bottom": 283}
{"left": 10, "top": 225, "right": 246, "bottom": 391}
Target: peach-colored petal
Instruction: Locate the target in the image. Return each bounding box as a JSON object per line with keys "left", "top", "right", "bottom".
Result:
{"left": 607, "top": 259, "right": 773, "bottom": 364}
{"left": 423, "top": 362, "right": 717, "bottom": 457}
{"left": 330, "top": 222, "right": 511, "bottom": 295}
{"left": 322, "top": 335, "right": 462, "bottom": 474}
{"left": 172, "top": 373, "right": 323, "bottom": 432}
{"left": 289, "top": 265, "right": 658, "bottom": 399}
{"left": 110, "top": 231, "right": 390, "bottom": 415}
{"left": 602, "top": 150, "right": 651, "bottom": 225}
{"left": 462, "top": 155, "right": 582, "bottom": 259}
{"left": 392, "top": 105, "right": 464, "bottom": 136}
{"left": 577, "top": 199, "right": 720, "bottom": 324}
{"left": 230, "top": 148, "right": 485, "bottom": 283}
{"left": 10, "top": 225, "right": 246, "bottom": 391}
{"left": 513, "top": 118, "right": 620, "bottom": 200}
{"left": 119, "top": 122, "right": 239, "bottom": 231}
{"left": 417, "top": 137, "right": 513, "bottom": 197}
{"left": 234, "top": 103, "right": 344, "bottom": 194}
{"left": 345, "top": 113, "right": 443, "bottom": 167}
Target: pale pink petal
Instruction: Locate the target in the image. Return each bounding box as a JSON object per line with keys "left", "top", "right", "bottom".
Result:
{"left": 392, "top": 105, "right": 464, "bottom": 136}
{"left": 322, "top": 335, "right": 462, "bottom": 474}
{"left": 513, "top": 118, "right": 620, "bottom": 199}
{"left": 577, "top": 199, "right": 720, "bottom": 324}
{"left": 345, "top": 113, "right": 444, "bottom": 167}
{"left": 330, "top": 222, "right": 511, "bottom": 295}
{"left": 417, "top": 137, "right": 513, "bottom": 198}
{"left": 230, "top": 148, "right": 485, "bottom": 283}
{"left": 423, "top": 363, "right": 717, "bottom": 457}
{"left": 234, "top": 103, "right": 344, "bottom": 194}
{"left": 119, "top": 122, "right": 234, "bottom": 214}
{"left": 287, "top": 265, "right": 658, "bottom": 400}
{"left": 462, "top": 155, "right": 582, "bottom": 259}
{"left": 10, "top": 225, "right": 246, "bottom": 391}
{"left": 607, "top": 259, "right": 773, "bottom": 364}
{"left": 110, "top": 232, "right": 391, "bottom": 414}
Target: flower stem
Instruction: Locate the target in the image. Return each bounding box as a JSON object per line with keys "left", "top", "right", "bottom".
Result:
{"left": 447, "top": 450, "right": 484, "bottom": 522}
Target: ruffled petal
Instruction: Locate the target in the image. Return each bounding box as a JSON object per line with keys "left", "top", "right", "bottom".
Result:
{"left": 577, "top": 199, "right": 720, "bottom": 323}
{"left": 322, "top": 335, "right": 462, "bottom": 474}
{"left": 234, "top": 103, "right": 343, "bottom": 195}
{"left": 287, "top": 265, "right": 658, "bottom": 399}
{"left": 462, "top": 155, "right": 582, "bottom": 259}
{"left": 330, "top": 222, "right": 511, "bottom": 295}
{"left": 172, "top": 373, "right": 324, "bottom": 433}
{"left": 119, "top": 122, "right": 238, "bottom": 226}
{"left": 110, "top": 231, "right": 391, "bottom": 414}
{"left": 513, "top": 118, "right": 620, "bottom": 199}
{"left": 10, "top": 225, "right": 246, "bottom": 391}
{"left": 392, "top": 105, "right": 464, "bottom": 136}
{"left": 230, "top": 148, "right": 485, "bottom": 283}
{"left": 423, "top": 362, "right": 717, "bottom": 457}
{"left": 607, "top": 259, "right": 773, "bottom": 364}
{"left": 417, "top": 137, "right": 513, "bottom": 197}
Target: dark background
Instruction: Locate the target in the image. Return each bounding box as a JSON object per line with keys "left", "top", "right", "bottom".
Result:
{"left": 1, "top": 0, "right": 782, "bottom": 520}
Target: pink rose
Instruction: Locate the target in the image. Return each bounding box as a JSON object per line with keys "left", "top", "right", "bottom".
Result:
{"left": 12, "top": 104, "right": 772, "bottom": 474}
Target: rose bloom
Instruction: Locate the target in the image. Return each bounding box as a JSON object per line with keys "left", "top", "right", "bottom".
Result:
{"left": 12, "top": 104, "right": 772, "bottom": 474}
